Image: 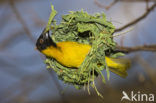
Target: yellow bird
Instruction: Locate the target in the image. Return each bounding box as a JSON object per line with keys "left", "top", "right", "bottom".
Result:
{"left": 36, "top": 30, "right": 130, "bottom": 78}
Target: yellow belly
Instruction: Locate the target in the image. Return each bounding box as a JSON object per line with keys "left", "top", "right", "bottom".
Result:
{"left": 42, "top": 41, "right": 91, "bottom": 68}
{"left": 56, "top": 42, "right": 91, "bottom": 67}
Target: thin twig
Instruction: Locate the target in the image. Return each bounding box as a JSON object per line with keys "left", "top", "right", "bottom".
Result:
{"left": 9, "top": 0, "right": 35, "bottom": 43}
{"left": 0, "top": 73, "right": 47, "bottom": 103}
{"left": 113, "top": 27, "right": 134, "bottom": 37}
{"left": 146, "top": 0, "right": 149, "bottom": 10}
{"left": 8, "top": 1, "right": 67, "bottom": 102}
{"left": 94, "top": 0, "right": 119, "bottom": 10}
{"left": 136, "top": 55, "right": 156, "bottom": 85}
{"left": 115, "top": 3, "right": 156, "bottom": 32}
{"left": 0, "top": 30, "right": 24, "bottom": 50}
{"left": 120, "top": 0, "right": 156, "bottom": 2}
{"left": 117, "top": 44, "right": 156, "bottom": 53}
{"left": 29, "top": 9, "right": 46, "bottom": 27}
{"left": 48, "top": 69, "right": 69, "bottom": 103}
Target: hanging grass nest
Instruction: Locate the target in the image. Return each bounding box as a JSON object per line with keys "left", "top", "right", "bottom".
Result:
{"left": 44, "top": 5, "right": 122, "bottom": 96}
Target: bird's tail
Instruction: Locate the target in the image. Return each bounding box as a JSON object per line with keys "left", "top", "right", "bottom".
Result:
{"left": 105, "top": 56, "right": 131, "bottom": 78}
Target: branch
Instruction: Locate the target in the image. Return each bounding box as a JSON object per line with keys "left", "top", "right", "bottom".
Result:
{"left": 117, "top": 44, "right": 156, "bottom": 53}
{"left": 0, "top": 73, "right": 47, "bottom": 103}
{"left": 8, "top": 1, "right": 67, "bottom": 102}
{"left": 0, "top": 30, "right": 24, "bottom": 50}
{"left": 120, "top": 0, "right": 156, "bottom": 2}
{"left": 48, "top": 70, "right": 68, "bottom": 103}
{"left": 136, "top": 55, "right": 156, "bottom": 84}
{"left": 9, "top": 0, "right": 35, "bottom": 43}
{"left": 94, "top": 0, "right": 155, "bottom": 10}
{"left": 115, "top": 3, "right": 156, "bottom": 32}
{"left": 94, "top": 0, "right": 119, "bottom": 10}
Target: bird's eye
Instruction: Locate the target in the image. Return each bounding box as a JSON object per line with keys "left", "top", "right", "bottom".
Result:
{"left": 39, "top": 39, "right": 44, "bottom": 44}
{"left": 46, "top": 33, "right": 49, "bottom": 38}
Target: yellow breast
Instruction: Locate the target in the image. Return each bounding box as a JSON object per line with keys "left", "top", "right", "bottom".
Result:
{"left": 41, "top": 41, "right": 91, "bottom": 68}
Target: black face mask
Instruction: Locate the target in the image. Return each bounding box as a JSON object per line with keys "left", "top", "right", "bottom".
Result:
{"left": 36, "top": 29, "right": 57, "bottom": 51}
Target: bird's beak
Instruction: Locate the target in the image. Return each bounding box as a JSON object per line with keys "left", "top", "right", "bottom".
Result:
{"left": 34, "top": 47, "right": 38, "bottom": 50}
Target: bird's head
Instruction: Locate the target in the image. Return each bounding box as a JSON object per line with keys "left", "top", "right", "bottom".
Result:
{"left": 36, "top": 29, "right": 57, "bottom": 51}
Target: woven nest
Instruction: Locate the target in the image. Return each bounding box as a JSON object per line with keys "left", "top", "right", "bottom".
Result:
{"left": 45, "top": 5, "right": 118, "bottom": 91}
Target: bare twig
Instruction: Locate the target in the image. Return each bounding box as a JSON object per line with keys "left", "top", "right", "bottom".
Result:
{"left": 48, "top": 70, "right": 68, "bottom": 103}
{"left": 9, "top": 0, "right": 35, "bottom": 43}
{"left": 0, "top": 30, "right": 24, "bottom": 50}
{"left": 8, "top": 1, "right": 67, "bottom": 102}
{"left": 136, "top": 55, "right": 156, "bottom": 85}
{"left": 30, "top": 10, "right": 46, "bottom": 27}
{"left": 120, "top": 0, "right": 156, "bottom": 2}
{"left": 117, "top": 44, "right": 156, "bottom": 53}
{"left": 0, "top": 73, "right": 47, "bottom": 103}
{"left": 94, "top": 0, "right": 156, "bottom": 10}
{"left": 115, "top": 3, "right": 156, "bottom": 32}
{"left": 146, "top": 0, "right": 149, "bottom": 10}
{"left": 94, "top": 0, "right": 119, "bottom": 10}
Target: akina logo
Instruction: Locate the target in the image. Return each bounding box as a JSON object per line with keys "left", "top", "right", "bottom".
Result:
{"left": 121, "top": 91, "right": 155, "bottom": 102}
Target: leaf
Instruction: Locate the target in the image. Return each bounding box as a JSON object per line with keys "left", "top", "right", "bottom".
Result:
{"left": 45, "top": 4, "right": 57, "bottom": 32}
{"left": 110, "top": 52, "right": 125, "bottom": 58}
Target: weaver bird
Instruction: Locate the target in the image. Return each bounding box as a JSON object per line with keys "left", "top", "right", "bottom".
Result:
{"left": 36, "top": 30, "right": 130, "bottom": 78}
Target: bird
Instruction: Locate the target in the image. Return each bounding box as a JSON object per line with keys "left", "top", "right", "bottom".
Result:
{"left": 36, "top": 29, "right": 130, "bottom": 78}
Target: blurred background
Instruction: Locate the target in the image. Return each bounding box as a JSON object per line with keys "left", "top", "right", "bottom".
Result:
{"left": 0, "top": 0, "right": 156, "bottom": 103}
